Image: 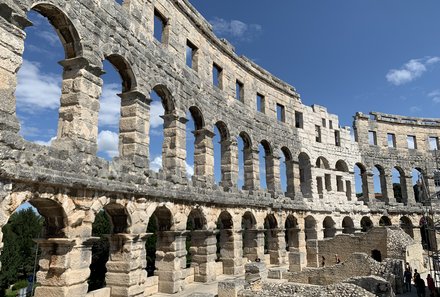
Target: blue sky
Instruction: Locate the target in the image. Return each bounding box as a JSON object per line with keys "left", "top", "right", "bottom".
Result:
{"left": 15, "top": 1, "right": 440, "bottom": 199}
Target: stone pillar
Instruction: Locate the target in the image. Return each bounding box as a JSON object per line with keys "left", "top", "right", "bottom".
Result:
{"left": 52, "top": 57, "right": 103, "bottom": 154}
{"left": 219, "top": 229, "right": 244, "bottom": 275}
{"left": 366, "top": 170, "right": 376, "bottom": 202}
{"left": 384, "top": 173, "right": 396, "bottom": 204}
{"left": 189, "top": 230, "right": 217, "bottom": 282}
{"left": 192, "top": 128, "right": 215, "bottom": 185}
{"left": 243, "top": 229, "right": 264, "bottom": 262}
{"left": 220, "top": 139, "right": 238, "bottom": 190}
{"left": 105, "top": 233, "right": 150, "bottom": 297}
{"left": 119, "top": 91, "right": 151, "bottom": 169}
{"left": 0, "top": 12, "right": 29, "bottom": 133}
{"left": 34, "top": 238, "right": 95, "bottom": 297}
{"left": 155, "top": 231, "right": 188, "bottom": 294}
{"left": 243, "top": 148, "right": 259, "bottom": 191}
{"left": 413, "top": 226, "right": 423, "bottom": 247}
{"left": 268, "top": 229, "right": 287, "bottom": 265}
{"left": 285, "top": 160, "right": 295, "bottom": 198}
{"left": 285, "top": 227, "right": 299, "bottom": 251}
{"left": 293, "top": 161, "right": 302, "bottom": 199}
{"left": 404, "top": 175, "right": 416, "bottom": 205}
{"left": 266, "top": 154, "right": 282, "bottom": 196}
{"left": 306, "top": 240, "right": 319, "bottom": 268}
{"left": 161, "top": 113, "right": 188, "bottom": 181}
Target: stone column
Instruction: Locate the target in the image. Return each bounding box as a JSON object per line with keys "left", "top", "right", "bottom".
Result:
{"left": 0, "top": 12, "right": 30, "bottom": 133}
{"left": 105, "top": 233, "right": 151, "bottom": 297}
{"left": 266, "top": 154, "right": 282, "bottom": 196}
{"left": 219, "top": 139, "right": 238, "bottom": 190}
{"left": 192, "top": 128, "right": 215, "bottom": 185}
{"left": 243, "top": 229, "right": 264, "bottom": 262}
{"left": 366, "top": 170, "right": 376, "bottom": 202}
{"left": 243, "top": 148, "right": 259, "bottom": 191}
{"left": 384, "top": 173, "right": 396, "bottom": 204}
{"left": 189, "top": 230, "right": 217, "bottom": 282}
{"left": 52, "top": 57, "right": 104, "bottom": 154}
{"left": 268, "top": 229, "right": 287, "bottom": 265}
{"left": 155, "top": 231, "right": 188, "bottom": 294}
{"left": 34, "top": 238, "right": 95, "bottom": 297}
{"left": 119, "top": 91, "right": 151, "bottom": 169}
{"left": 404, "top": 175, "right": 416, "bottom": 205}
{"left": 161, "top": 113, "right": 188, "bottom": 181}
{"left": 293, "top": 161, "right": 302, "bottom": 199}
{"left": 285, "top": 160, "right": 295, "bottom": 198}
{"left": 218, "top": 229, "right": 244, "bottom": 275}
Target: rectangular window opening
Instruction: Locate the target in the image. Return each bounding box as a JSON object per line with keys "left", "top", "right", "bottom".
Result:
{"left": 213, "top": 63, "right": 223, "bottom": 89}
{"left": 335, "top": 130, "right": 341, "bottom": 147}
{"left": 315, "top": 125, "right": 322, "bottom": 143}
{"left": 387, "top": 133, "right": 396, "bottom": 148}
{"left": 295, "top": 111, "right": 303, "bottom": 129}
{"left": 236, "top": 80, "right": 244, "bottom": 102}
{"left": 429, "top": 137, "right": 439, "bottom": 150}
{"left": 322, "top": 118, "right": 326, "bottom": 128}
{"left": 368, "top": 131, "right": 377, "bottom": 145}
{"left": 407, "top": 135, "right": 417, "bottom": 149}
{"left": 329, "top": 120, "right": 333, "bottom": 129}
{"left": 186, "top": 40, "right": 198, "bottom": 71}
{"left": 257, "top": 93, "right": 265, "bottom": 113}
{"left": 277, "top": 103, "right": 285, "bottom": 122}
{"left": 154, "top": 9, "right": 167, "bottom": 43}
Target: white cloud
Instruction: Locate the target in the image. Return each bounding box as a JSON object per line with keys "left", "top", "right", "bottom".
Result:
{"left": 34, "top": 136, "right": 56, "bottom": 146}
{"left": 36, "top": 30, "right": 60, "bottom": 47}
{"left": 97, "top": 130, "right": 119, "bottom": 158}
{"left": 210, "top": 17, "right": 262, "bottom": 41}
{"left": 386, "top": 57, "right": 440, "bottom": 85}
{"left": 98, "top": 83, "right": 121, "bottom": 128}
{"left": 150, "top": 101, "right": 164, "bottom": 129}
{"left": 16, "top": 60, "right": 61, "bottom": 111}
{"left": 149, "top": 155, "right": 194, "bottom": 177}
{"left": 410, "top": 106, "right": 421, "bottom": 113}
{"left": 428, "top": 90, "right": 440, "bottom": 103}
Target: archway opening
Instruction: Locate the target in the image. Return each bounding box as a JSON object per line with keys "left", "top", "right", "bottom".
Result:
{"left": 285, "top": 215, "right": 298, "bottom": 251}
{"left": 238, "top": 132, "right": 252, "bottom": 190}
{"left": 264, "top": 214, "right": 278, "bottom": 264}
{"left": 420, "top": 216, "right": 437, "bottom": 251}
{"left": 259, "top": 141, "right": 272, "bottom": 190}
{"left": 299, "top": 153, "right": 312, "bottom": 197}
{"left": 360, "top": 216, "right": 373, "bottom": 232}
{"left": 242, "top": 212, "right": 257, "bottom": 261}
{"left": 373, "top": 165, "right": 386, "bottom": 201}
{"left": 216, "top": 211, "right": 235, "bottom": 274}
{"left": 400, "top": 216, "right": 414, "bottom": 238}
{"left": 304, "top": 216, "right": 317, "bottom": 241}
{"left": 323, "top": 216, "right": 336, "bottom": 238}
{"left": 281, "top": 147, "right": 294, "bottom": 197}
{"left": 379, "top": 216, "right": 391, "bottom": 227}
{"left": 412, "top": 168, "right": 424, "bottom": 203}
{"left": 185, "top": 107, "right": 204, "bottom": 180}
{"left": 342, "top": 217, "right": 355, "bottom": 234}
{"left": 371, "top": 249, "right": 382, "bottom": 262}
{"left": 16, "top": 6, "right": 79, "bottom": 146}
{"left": 354, "top": 163, "right": 368, "bottom": 200}
{"left": 213, "top": 122, "right": 230, "bottom": 186}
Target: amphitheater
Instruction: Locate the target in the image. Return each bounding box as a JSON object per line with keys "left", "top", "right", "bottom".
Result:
{"left": 0, "top": 0, "right": 439, "bottom": 296}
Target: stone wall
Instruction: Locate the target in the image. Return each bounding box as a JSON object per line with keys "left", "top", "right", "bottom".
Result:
{"left": 0, "top": 0, "right": 438, "bottom": 296}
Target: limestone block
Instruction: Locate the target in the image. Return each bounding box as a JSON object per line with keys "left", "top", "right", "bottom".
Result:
{"left": 245, "top": 262, "right": 267, "bottom": 282}
{"left": 85, "top": 288, "right": 111, "bottom": 297}
{"left": 218, "top": 279, "right": 246, "bottom": 297}
{"left": 268, "top": 267, "right": 288, "bottom": 279}
{"left": 289, "top": 251, "right": 306, "bottom": 272}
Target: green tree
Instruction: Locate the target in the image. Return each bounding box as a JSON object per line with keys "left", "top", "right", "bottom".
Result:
{"left": 0, "top": 208, "right": 43, "bottom": 295}
{"left": 88, "top": 211, "right": 111, "bottom": 292}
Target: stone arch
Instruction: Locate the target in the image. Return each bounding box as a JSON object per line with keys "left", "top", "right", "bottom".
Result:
{"left": 392, "top": 166, "right": 408, "bottom": 204}
{"left": 242, "top": 211, "right": 259, "bottom": 261}
{"left": 150, "top": 205, "right": 173, "bottom": 231}
{"left": 30, "top": 3, "right": 82, "bottom": 59}
{"left": 316, "top": 157, "right": 330, "bottom": 169}
{"left": 379, "top": 216, "right": 391, "bottom": 226}
{"left": 216, "top": 210, "right": 241, "bottom": 275}
{"left": 29, "top": 197, "right": 68, "bottom": 238}
{"left": 360, "top": 216, "right": 373, "bottom": 232}
{"left": 188, "top": 106, "right": 205, "bottom": 131}
{"left": 304, "top": 215, "right": 317, "bottom": 240}
{"left": 152, "top": 84, "right": 175, "bottom": 115}
{"left": 299, "top": 152, "right": 312, "bottom": 197}
{"left": 374, "top": 165, "right": 387, "bottom": 201}
{"left": 335, "top": 160, "right": 349, "bottom": 172}
{"left": 354, "top": 163, "right": 369, "bottom": 201}
{"left": 258, "top": 140, "right": 272, "bottom": 190}
{"left": 280, "top": 147, "right": 294, "bottom": 197}
{"left": 238, "top": 132, "right": 254, "bottom": 190}
{"left": 103, "top": 202, "right": 129, "bottom": 234}
{"left": 342, "top": 216, "right": 355, "bottom": 234}
{"left": 323, "top": 216, "right": 336, "bottom": 238}
{"left": 400, "top": 216, "right": 414, "bottom": 238}
{"left": 214, "top": 121, "right": 233, "bottom": 188}
{"left": 187, "top": 106, "right": 208, "bottom": 180}
{"left": 187, "top": 208, "right": 207, "bottom": 231}
{"left": 264, "top": 213, "right": 282, "bottom": 264}
{"left": 285, "top": 214, "right": 298, "bottom": 251}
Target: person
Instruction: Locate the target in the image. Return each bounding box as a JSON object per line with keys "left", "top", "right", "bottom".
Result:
{"left": 406, "top": 262, "right": 413, "bottom": 273}
{"left": 414, "top": 269, "right": 420, "bottom": 282}
{"left": 427, "top": 274, "right": 435, "bottom": 297}
{"left": 415, "top": 274, "right": 426, "bottom": 297}
{"left": 335, "top": 254, "right": 341, "bottom": 264}
{"left": 321, "top": 256, "right": 325, "bottom": 267}
{"left": 404, "top": 268, "right": 412, "bottom": 292}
